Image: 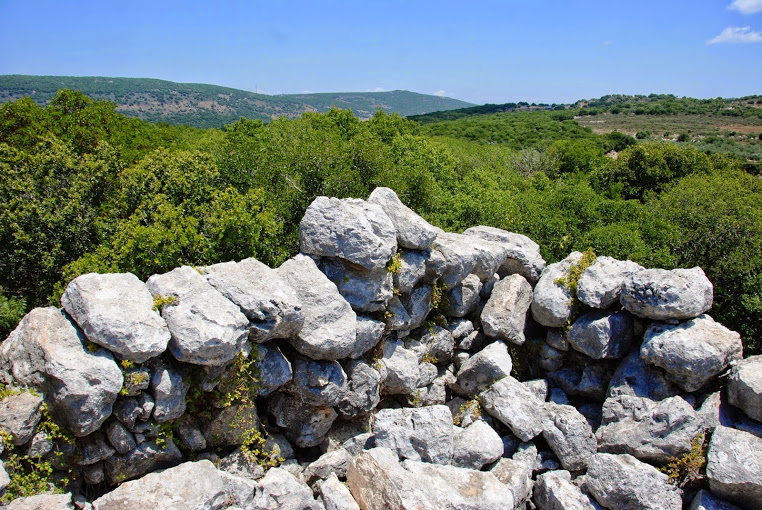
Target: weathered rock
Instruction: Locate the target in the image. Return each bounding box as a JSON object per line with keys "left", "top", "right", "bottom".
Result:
{"left": 706, "top": 425, "right": 762, "bottom": 508}
{"left": 103, "top": 438, "right": 182, "bottom": 484}
{"left": 93, "top": 460, "right": 239, "bottom": 509}
{"left": 525, "top": 378, "right": 550, "bottom": 402}
{"left": 413, "top": 326, "right": 454, "bottom": 363}
{"left": 568, "top": 309, "right": 633, "bottom": 359}
{"left": 203, "top": 257, "right": 303, "bottom": 342}
{"left": 0, "top": 459, "right": 9, "bottom": 493}
{"left": 480, "top": 375, "right": 547, "bottom": 441}
{"left": 61, "top": 272, "right": 171, "bottom": 363}
{"left": 352, "top": 316, "right": 385, "bottom": 359}
{"left": 318, "top": 258, "right": 393, "bottom": 313}
{"left": 451, "top": 419, "right": 503, "bottom": 469}
{"left": 428, "top": 232, "right": 480, "bottom": 289}
{"left": 253, "top": 342, "right": 292, "bottom": 397}
{"left": 268, "top": 391, "right": 337, "bottom": 448}
{"left": 456, "top": 340, "right": 513, "bottom": 397}
{"left": 80, "top": 431, "right": 116, "bottom": 465}
{"left": 586, "top": 452, "right": 682, "bottom": 510}
{"left": 689, "top": 490, "right": 744, "bottom": 510}
{"left": 112, "top": 397, "right": 140, "bottom": 429}
{"left": 641, "top": 315, "right": 743, "bottom": 392}
{"left": 174, "top": 414, "right": 206, "bottom": 451}
{"left": 620, "top": 267, "right": 713, "bottom": 320}
{"left": 276, "top": 255, "right": 358, "bottom": 360}
{"left": 300, "top": 196, "right": 397, "bottom": 270}
{"left": 447, "top": 318, "right": 475, "bottom": 340}
{"left": 607, "top": 349, "right": 678, "bottom": 401}
{"left": 287, "top": 357, "right": 347, "bottom": 408}
{"left": 206, "top": 403, "right": 260, "bottom": 448}
{"left": 346, "top": 447, "right": 515, "bottom": 510}
{"left": 531, "top": 252, "right": 583, "bottom": 328}
{"left": 459, "top": 234, "right": 508, "bottom": 282}
{"left": 306, "top": 448, "right": 352, "bottom": 481}
{"left": 596, "top": 394, "right": 702, "bottom": 463}
{"left": 481, "top": 274, "right": 533, "bottom": 345}
{"left": 146, "top": 266, "right": 249, "bottom": 366}
{"left": 379, "top": 339, "right": 419, "bottom": 396}
{"left": 727, "top": 356, "right": 762, "bottom": 423}
{"left": 373, "top": 405, "right": 454, "bottom": 464}
{"left": 337, "top": 359, "right": 381, "bottom": 418}
{"left": 393, "top": 250, "right": 428, "bottom": 293}
{"left": 0, "top": 390, "right": 43, "bottom": 446}
{"left": 27, "top": 431, "right": 53, "bottom": 458}
{"left": 400, "top": 284, "right": 434, "bottom": 329}
{"left": 384, "top": 295, "right": 413, "bottom": 332}
{"left": 265, "top": 432, "right": 296, "bottom": 463}
{"left": 444, "top": 274, "right": 482, "bottom": 317}
{"left": 576, "top": 256, "right": 644, "bottom": 309}
{"left": 490, "top": 458, "right": 533, "bottom": 509}
{"left": 542, "top": 402, "right": 597, "bottom": 471}
{"left": 149, "top": 360, "right": 187, "bottom": 422}
{"left": 534, "top": 470, "right": 599, "bottom": 510}
{"left": 120, "top": 366, "right": 150, "bottom": 397}
{"left": 105, "top": 420, "right": 136, "bottom": 455}
{"left": 546, "top": 329, "right": 570, "bottom": 351}
{"left": 368, "top": 187, "right": 438, "bottom": 250}
{"left": 6, "top": 493, "right": 74, "bottom": 510}
{"left": 548, "top": 364, "right": 611, "bottom": 402}
{"left": 217, "top": 447, "right": 266, "bottom": 481}
{"left": 318, "top": 472, "right": 361, "bottom": 510}
{"left": 540, "top": 341, "right": 566, "bottom": 372}
{"left": 251, "top": 467, "right": 321, "bottom": 510}
{"left": 0, "top": 307, "right": 122, "bottom": 436}
{"left": 462, "top": 226, "right": 546, "bottom": 285}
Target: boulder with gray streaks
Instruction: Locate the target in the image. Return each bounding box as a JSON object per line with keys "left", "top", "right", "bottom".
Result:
{"left": 378, "top": 339, "right": 420, "bottom": 396}
{"left": 300, "top": 196, "right": 397, "bottom": 270}
{"left": 0, "top": 307, "right": 122, "bottom": 436}
{"left": 268, "top": 391, "right": 337, "bottom": 448}
{"left": 5, "top": 493, "right": 75, "bottom": 510}
{"left": 481, "top": 274, "right": 533, "bottom": 345}
{"left": 620, "top": 267, "right": 713, "bottom": 320}
{"left": 490, "top": 458, "right": 534, "bottom": 509}
{"left": 351, "top": 316, "right": 385, "bottom": 359}
{"left": 253, "top": 342, "right": 292, "bottom": 396}
{"left": 400, "top": 284, "right": 434, "bottom": 329}
{"left": 373, "top": 405, "right": 454, "bottom": 464}
{"left": 393, "top": 250, "right": 428, "bottom": 293}
{"left": 318, "top": 472, "right": 360, "bottom": 510}
{"left": 146, "top": 266, "right": 249, "bottom": 366}
{"left": 286, "top": 357, "right": 347, "bottom": 408}
{"left": 456, "top": 340, "right": 513, "bottom": 397}
{"left": 534, "top": 470, "right": 600, "bottom": 510}
{"left": 276, "top": 254, "right": 358, "bottom": 360}
{"left": 444, "top": 274, "right": 482, "bottom": 317}
{"left": 706, "top": 425, "right": 762, "bottom": 508}
{"left": 0, "top": 390, "right": 43, "bottom": 446}
{"left": 367, "top": 187, "right": 438, "bottom": 250}
{"left": 586, "top": 452, "right": 682, "bottom": 510}
{"left": 458, "top": 234, "right": 508, "bottom": 282}
{"left": 103, "top": 438, "right": 182, "bottom": 484}
{"left": 337, "top": 359, "right": 381, "bottom": 418}
{"left": 531, "top": 252, "right": 584, "bottom": 328}
{"left": 480, "top": 375, "right": 547, "bottom": 441}
{"left": 576, "top": 256, "right": 644, "bottom": 309}
{"left": 203, "top": 257, "right": 303, "bottom": 342}
{"left": 251, "top": 467, "right": 322, "bottom": 509}
{"left": 148, "top": 360, "right": 187, "bottom": 423}
{"left": 542, "top": 402, "right": 597, "bottom": 472}
{"left": 727, "top": 355, "right": 762, "bottom": 423}
{"left": 428, "top": 232, "right": 480, "bottom": 289}
{"left": 462, "top": 226, "right": 546, "bottom": 285}
{"left": 318, "top": 258, "right": 393, "bottom": 313}
{"left": 641, "top": 315, "right": 743, "bottom": 392}
{"left": 568, "top": 309, "right": 633, "bottom": 359}
{"left": 607, "top": 349, "right": 678, "bottom": 401}
{"left": 451, "top": 419, "right": 503, "bottom": 469}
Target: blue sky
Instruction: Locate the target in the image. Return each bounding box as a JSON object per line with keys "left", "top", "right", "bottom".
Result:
{"left": 1, "top": 0, "right": 760, "bottom": 104}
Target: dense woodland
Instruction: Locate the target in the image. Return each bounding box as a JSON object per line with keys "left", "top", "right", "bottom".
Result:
{"left": 1, "top": 90, "right": 761, "bottom": 355}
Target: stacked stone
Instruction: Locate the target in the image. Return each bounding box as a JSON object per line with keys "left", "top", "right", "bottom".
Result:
{"left": 0, "top": 187, "right": 760, "bottom": 510}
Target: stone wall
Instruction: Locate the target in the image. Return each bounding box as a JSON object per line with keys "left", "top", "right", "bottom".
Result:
{"left": 0, "top": 187, "right": 760, "bottom": 510}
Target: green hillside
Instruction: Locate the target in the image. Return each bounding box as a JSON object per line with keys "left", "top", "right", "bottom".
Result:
{"left": 0, "top": 75, "right": 474, "bottom": 128}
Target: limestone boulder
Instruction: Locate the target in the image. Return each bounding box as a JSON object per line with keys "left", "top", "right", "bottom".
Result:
{"left": 379, "top": 339, "right": 420, "bottom": 396}
{"left": 318, "top": 472, "right": 361, "bottom": 510}
{"left": 367, "top": 187, "right": 438, "bottom": 250}
{"left": 462, "top": 226, "right": 546, "bottom": 285}
{"left": 490, "top": 458, "right": 534, "bottom": 509}
{"left": 542, "top": 402, "right": 597, "bottom": 472}
{"left": 451, "top": 420, "right": 504, "bottom": 469}
{"left": 0, "top": 390, "right": 43, "bottom": 446}
{"left": 532, "top": 252, "right": 583, "bottom": 328}
{"left": 707, "top": 425, "right": 762, "bottom": 508}
{"left": 318, "top": 258, "right": 393, "bottom": 313}
{"left": 373, "top": 405, "right": 454, "bottom": 464}
{"left": 689, "top": 490, "right": 743, "bottom": 510}
{"left": 253, "top": 342, "right": 293, "bottom": 397}
{"left": 287, "top": 357, "right": 347, "bottom": 408}
{"left": 480, "top": 375, "right": 547, "bottom": 441}
{"left": 481, "top": 274, "right": 533, "bottom": 345}
{"left": 727, "top": 356, "right": 762, "bottom": 423}
{"left": 337, "top": 359, "right": 381, "bottom": 418}
{"left": 576, "top": 256, "right": 644, "bottom": 309}
{"left": 351, "top": 316, "right": 385, "bottom": 359}
{"left": 568, "top": 309, "right": 633, "bottom": 359}
{"left": 533, "top": 470, "right": 600, "bottom": 510}
{"left": 268, "top": 391, "right": 337, "bottom": 448}
{"left": 607, "top": 349, "right": 678, "bottom": 401}
{"left": 456, "top": 340, "right": 513, "bottom": 397}
{"left": 428, "top": 232, "right": 481, "bottom": 289}
{"left": 5, "top": 493, "right": 74, "bottom": 510}
{"left": 149, "top": 360, "right": 187, "bottom": 423}
{"left": 103, "top": 439, "right": 182, "bottom": 484}
{"left": 444, "top": 274, "right": 482, "bottom": 317}
{"left": 620, "top": 267, "right": 713, "bottom": 320}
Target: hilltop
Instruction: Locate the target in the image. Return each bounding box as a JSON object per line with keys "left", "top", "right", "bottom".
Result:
{"left": 0, "top": 75, "right": 474, "bottom": 128}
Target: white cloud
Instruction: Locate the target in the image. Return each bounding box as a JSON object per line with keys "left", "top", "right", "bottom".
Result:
{"left": 707, "top": 25, "right": 762, "bottom": 44}
{"left": 729, "top": 0, "right": 762, "bottom": 14}
{"left": 434, "top": 90, "right": 448, "bottom": 97}
{"left": 301, "top": 89, "right": 314, "bottom": 94}
{"left": 372, "top": 87, "right": 385, "bottom": 92}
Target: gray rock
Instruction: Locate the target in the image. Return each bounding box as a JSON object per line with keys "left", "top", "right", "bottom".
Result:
{"left": 728, "top": 356, "right": 762, "bottom": 423}
{"left": 342, "top": 432, "right": 376, "bottom": 457}
{"left": 546, "top": 329, "right": 570, "bottom": 351}
{"left": 120, "top": 366, "right": 150, "bottom": 397}
{"left": 393, "top": 250, "right": 428, "bottom": 293}
{"left": 542, "top": 402, "right": 597, "bottom": 471}
{"left": 318, "top": 472, "right": 361, "bottom": 510}
{"left": 112, "top": 397, "right": 140, "bottom": 429}
{"left": 287, "top": 357, "right": 347, "bottom": 407}
{"left": 265, "top": 432, "right": 296, "bottom": 463}
{"left": 607, "top": 349, "right": 678, "bottom": 401}
{"left": 373, "top": 405, "right": 454, "bottom": 464}
{"left": 307, "top": 448, "right": 352, "bottom": 481}
{"left": 6, "top": 493, "right": 74, "bottom": 510}
{"left": 459, "top": 234, "right": 508, "bottom": 282}
{"left": 481, "top": 274, "right": 533, "bottom": 345}
{"left": 346, "top": 447, "right": 515, "bottom": 510}
{"left": 80, "top": 431, "right": 116, "bottom": 465}
{"left": 697, "top": 391, "right": 737, "bottom": 433}
{"left": 93, "top": 460, "right": 237, "bottom": 509}
{"left": 480, "top": 375, "right": 547, "bottom": 441}
{"left": 414, "top": 326, "right": 454, "bottom": 363}
{"left": 60, "top": 272, "right": 170, "bottom": 363}
{"left": 568, "top": 309, "right": 634, "bottom": 359}
{"left": 428, "top": 232, "right": 481, "bottom": 289}
{"left": 217, "top": 447, "right": 266, "bottom": 481}
{"left": 444, "top": 274, "right": 482, "bottom": 317}
{"left": 462, "top": 226, "right": 546, "bottom": 285}
{"left": 384, "top": 295, "right": 412, "bottom": 332}
{"left": 525, "top": 378, "right": 549, "bottom": 402}
{"left": 352, "top": 316, "right": 385, "bottom": 359}
{"left": 207, "top": 403, "right": 260, "bottom": 447}
{"left": 452, "top": 420, "right": 504, "bottom": 469}
{"left": 318, "top": 258, "right": 393, "bottom": 313}
{"left": 0, "top": 390, "right": 43, "bottom": 445}
{"left": 203, "top": 257, "right": 303, "bottom": 342}
{"left": 174, "top": 414, "right": 206, "bottom": 451}
{"left": 447, "top": 318, "right": 475, "bottom": 340}
{"left": 586, "top": 452, "right": 682, "bottom": 510}
{"left": 480, "top": 273, "right": 499, "bottom": 299}
{"left": 251, "top": 467, "right": 321, "bottom": 510}
{"left": 456, "top": 340, "right": 513, "bottom": 397}
{"left": 149, "top": 360, "right": 187, "bottom": 422}
{"left": 0, "top": 307, "right": 122, "bottom": 436}
{"left": 549, "top": 388, "right": 570, "bottom": 405}
{"left": 534, "top": 470, "right": 599, "bottom": 510}
{"left": 707, "top": 425, "right": 762, "bottom": 508}
{"left": 27, "top": 431, "right": 53, "bottom": 458}
{"left": 253, "top": 342, "right": 293, "bottom": 397}
{"left": 137, "top": 391, "right": 154, "bottom": 421}
{"left": 400, "top": 284, "right": 434, "bottom": 329}
{"left": 540, "top": 342, "right": 566, "bottom": 372}
{"left": 268, "top": 391, "right": 337, "bottom": 448}
{"left": 146, "top": 266, "right": 249, "bottom": 366}
{"left": 490, "top": 458, "right": 533, "bottom": 509}
{"left": 621, "top": 267, "right": 714, "bottom": 320}
{"left": 597, "top": 394, "right": 702, "bottom": 463}
{"left": 300, "top": 196, "right": 397, "bottom": 270}
{"left": 690, "top": 490, "right": 744, "bottom": 510}
{"left": 576, "top": 256, "right": 644, "bottom": 309}
{"left": 368, "top": 187, "right": 438, "bottom": 250}
{"left": 379, "top": 339, "right": 420, "bottom": 396}
{"left": 337, "top": 359, "right": 381, "bottom": 418}
{"left": 276, "top": 255, "right": 358, "bottom": 360}
{"left": 531, "top": 252, "right": 584, "bottom": 328}
{"left": 0, "top": 459, "right": 9, "bottom": 493}
{"left": 641, "top": 315, "right": 743, "bottom": 392}
{"left": 103, "top": 438, "right": 182, "bottom": 484}
{"left": 105, "top": 420, "right": 136, "bottom": 455}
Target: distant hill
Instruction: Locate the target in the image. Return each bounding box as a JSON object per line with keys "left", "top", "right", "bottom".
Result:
{"left": 0, "top": 75, "right": 474, "bottom": 128}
